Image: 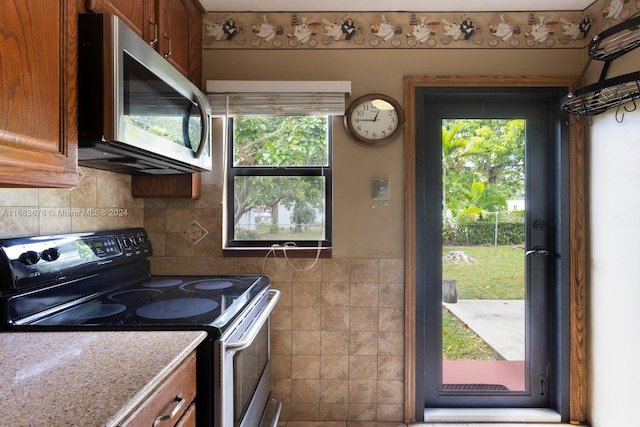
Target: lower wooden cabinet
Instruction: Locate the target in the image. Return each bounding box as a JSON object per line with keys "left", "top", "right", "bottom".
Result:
{"left": 119, "top": 351, "right": 197, "bottom": 426}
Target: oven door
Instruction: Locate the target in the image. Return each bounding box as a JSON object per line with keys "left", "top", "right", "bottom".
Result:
{"left": 215, "top": 288, "right": 281, "bottom": 427}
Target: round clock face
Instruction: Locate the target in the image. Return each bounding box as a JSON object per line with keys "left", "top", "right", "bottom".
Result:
{"left": 345, "top": 94, "right": 405, "bottom": 146}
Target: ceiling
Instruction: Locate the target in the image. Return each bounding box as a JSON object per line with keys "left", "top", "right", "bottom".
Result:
{"left": 198, "top": 0, "right": 597, "bottom": 13}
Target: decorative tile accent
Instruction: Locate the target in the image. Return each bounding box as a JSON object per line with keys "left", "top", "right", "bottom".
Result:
{"left": 180, "top": 220, "right": 209, "bottom": 245}
{"left": 71, "top": 167, "right": 86, "bottom": 190}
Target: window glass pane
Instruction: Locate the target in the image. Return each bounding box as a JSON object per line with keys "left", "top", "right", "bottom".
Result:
{"left": 233, "top": 176, "right": 326, "bottom": 241}
{"left": 233, "top": 116, "right": 329, "bottom": 167}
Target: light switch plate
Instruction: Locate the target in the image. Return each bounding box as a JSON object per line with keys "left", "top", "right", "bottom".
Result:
{"left": 373, "top": 179, "right": 390, "bottom": 200}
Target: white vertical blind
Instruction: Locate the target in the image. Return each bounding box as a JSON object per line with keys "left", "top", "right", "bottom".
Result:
{"left": 206, "top": 80, "right": 351, "bottom": 117}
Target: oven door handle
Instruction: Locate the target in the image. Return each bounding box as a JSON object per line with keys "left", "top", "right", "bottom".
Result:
{"left": 226, "top": 289, "right": 280, "bottom": 351}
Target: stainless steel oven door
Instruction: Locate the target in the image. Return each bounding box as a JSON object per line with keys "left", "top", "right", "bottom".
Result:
{"left": 215, "top": 288, "right": 281, "bottom": 427}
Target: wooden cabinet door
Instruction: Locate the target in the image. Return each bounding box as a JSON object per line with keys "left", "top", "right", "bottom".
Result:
{"left": 0, "top": 0, "right": 79, "bottom": 188}
{"left": 157, "top": 0, "right": 192, "bottom": 79}
{"left": 87, "top": 0, "right": 155, "bottom": 43}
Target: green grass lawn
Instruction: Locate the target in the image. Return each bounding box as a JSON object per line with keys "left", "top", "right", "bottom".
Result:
{"left": 442, "top": 245, "right": 525, "bottom": 360}
{"left": 443, "top": 245, "right": 525, "bottom": 300}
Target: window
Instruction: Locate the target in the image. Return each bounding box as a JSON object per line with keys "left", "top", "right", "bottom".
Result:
{"left": 225, "top": 115, "right": 332, "bottom": 249}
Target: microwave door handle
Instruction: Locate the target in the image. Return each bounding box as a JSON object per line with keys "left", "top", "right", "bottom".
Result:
{"left": 226, "top": 289, "right": 280, "bottom": 351}
{"left": 192, "top": 94, "right": 210, "bottom": 159}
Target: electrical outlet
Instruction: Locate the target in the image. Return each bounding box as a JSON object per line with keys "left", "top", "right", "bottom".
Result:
{"left": 373, "top": 179, "right": 390, "bottom": 200}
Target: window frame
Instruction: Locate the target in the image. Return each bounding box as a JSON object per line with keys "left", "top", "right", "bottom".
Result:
{"left": 224, "top": 116, "right": 333, "bottom": 254}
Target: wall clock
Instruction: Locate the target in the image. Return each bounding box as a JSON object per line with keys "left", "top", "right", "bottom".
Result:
{"left": 344, "top": 93, "right": 405, "bottom": 146}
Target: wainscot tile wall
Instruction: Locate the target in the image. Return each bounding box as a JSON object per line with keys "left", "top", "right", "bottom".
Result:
{"left": 267, "top": 256, "right": 405, "bottom": 423}
{"left": 0, "top": 168, "right": 406, "bottom": 423}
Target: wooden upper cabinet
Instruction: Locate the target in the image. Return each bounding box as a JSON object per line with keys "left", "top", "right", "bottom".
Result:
{"left": 0, "top": 0, "right": 79, "bottom": 187}
{"left": 87, "top": 0, "right": 204, "bottom": 87}
{"left": 86, "top": 0, "right": 152, "bottom": 40}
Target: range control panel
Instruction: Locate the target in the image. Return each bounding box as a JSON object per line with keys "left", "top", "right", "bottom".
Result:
{"left": 0, "top": 228, "right": 152, "bottom": 292}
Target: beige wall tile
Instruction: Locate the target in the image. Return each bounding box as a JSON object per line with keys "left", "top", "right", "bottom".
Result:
{"left": 321, "top": 331, "right": 350, "bottom": 355}
{"left": 272, "top": 305, "right": 292, "bottom": 331}
{"left": 291, "top": 259, "right": 322, "bottom": 282}
{"left": 293, "top": 282, "right": 322, "bottom": 306}
{"left": 348, "top": 403, "right": 377, "bottom": 421}
{"left": 273, "top": 280, "right": 293, "bottom": 306}
{"left": 0, "top": 188, "right": 38, "bottom": 206}
{"left": 322, "top": 282, "right": 350, "bottom": 307}
{"left": 378, "top": 283, "right": 404, "bottom": 308}
{"left": 272, "top": 354, "right": 292, "bottom": 380}
{"left": 273, "top": 330, "right": 292, "bottom": 355}
{"left": 378, "top": 259, "right": 404, "bottom": 284}
{"left": 377, "top": 331, "right": 404, "bottom": 356}
{"left": 293, "top": 306, "right": 322, "bottom": 331}
{"left": 292, "top": 355, "right": 320, "bottom": 379}
{"left": 349, "top": 331, "right": 378, "bottom": 356}
{"left": 319, "top": 403, "right": 348, "bottom": 421}
{"left": 376, "top": 380, "right": 404, "bottom": 404}
{"left": 321, "top": 258, "right": 350, "bottom": 282}
{"left": 272, "top": 378, "right": 292, "bottom": 403}
{"left": 349, "top": 282, "right": 378, "bottom": 307}
{"left": 349, "top": 307, "right": 378, "bottom": 331}
{"left": 320, "top": 379, "right": 349, "bottom": 404}
{"left": 349, "top": 356, "right": 378, "bottom": 380}
{"left": 291, "top": 379, "right": 320, "bottom": 402}
{"left": 320, "top": 355, "right": 349, "bottom": 379}
{"left": 375, "top": 405, "right": 405, "bottom": 423}
{"left": 38, "top": 188, "right": 71, "bottom": 207}
{"left": 292, "top": 330, "right": 321, "bottom": 355}
{"left": 378, "top": 308, "right": 404, "bottom": 332}
{"left": 290, "top": 402, "right": 320, "bottom": 421}
{"left": 322, "top": 306, "right": 349, "bottom": 331}
{"left": 378, "top": 356, "right": 404, "bottom": 381}
{"left": 166, "top": 208, "right": 195, "bottom": 233}
{"left": 349, "top": 380, "right": 377, "bottom": 404}
{"left": 350, "top": 259, "right": 378, "bottom": 282}
{"left": 165, "top": 232, "right": 195, "bottom": 256}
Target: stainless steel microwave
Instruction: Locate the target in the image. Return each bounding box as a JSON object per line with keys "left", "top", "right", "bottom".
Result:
{"left": 77, "top": 13, "right": 212, "bottom": 175}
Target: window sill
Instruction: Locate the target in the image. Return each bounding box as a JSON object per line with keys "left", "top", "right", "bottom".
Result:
{"left": 223, "top": 246, "right": 332, "bottom": 258}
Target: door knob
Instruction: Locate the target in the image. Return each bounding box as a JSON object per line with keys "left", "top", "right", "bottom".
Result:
{"left": 525, "top": 247, "right": 549, "bottom": 257}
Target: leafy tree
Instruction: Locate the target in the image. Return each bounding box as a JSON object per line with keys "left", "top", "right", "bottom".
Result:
{"left": 232, "top": 116, "right": 328, "bottom": 234}
{"left": 442, "top": 119, "right": 525, "bottom": 222}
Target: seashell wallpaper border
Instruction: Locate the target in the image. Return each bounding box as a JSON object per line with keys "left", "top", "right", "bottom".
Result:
{"left": 203, "top": 0, "right": 639, "bottom": 50}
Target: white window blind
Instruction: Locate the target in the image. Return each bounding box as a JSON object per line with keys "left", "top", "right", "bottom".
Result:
{"left": 206, "top": 80, "right": 351, "bottom": 117}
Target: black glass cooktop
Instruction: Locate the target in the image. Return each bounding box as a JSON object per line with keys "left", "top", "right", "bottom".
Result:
{"left": 21, "top": 275, "right": 269, "bottom": 330}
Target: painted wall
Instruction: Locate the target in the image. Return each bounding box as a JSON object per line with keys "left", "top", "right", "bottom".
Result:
{"left": 586, "top": 48, "right": 640, "bottom": 426}
{"left": 203, "top": 47, "right": 584, "bottom": 260}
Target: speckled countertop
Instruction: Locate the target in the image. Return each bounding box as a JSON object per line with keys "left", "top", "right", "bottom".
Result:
{"left": 0, "top": 330, "right": 207, "bottom": 427}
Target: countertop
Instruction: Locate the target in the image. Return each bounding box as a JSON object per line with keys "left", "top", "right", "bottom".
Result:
{"left": 0, "top": 330, "right": 207, "bottom": 426}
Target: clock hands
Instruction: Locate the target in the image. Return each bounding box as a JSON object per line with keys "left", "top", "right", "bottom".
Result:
{"left": 358, "top": 110, "right": 381, "bottom": 122}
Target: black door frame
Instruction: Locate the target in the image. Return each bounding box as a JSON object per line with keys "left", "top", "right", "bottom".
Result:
{"left": 410, "top": 84, "right": 572, "bottom": 420}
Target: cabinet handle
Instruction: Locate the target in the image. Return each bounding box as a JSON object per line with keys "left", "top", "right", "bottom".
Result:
{"left": 163, "top": 33, "right": 172, "bottom": 58}
{"left": 148, "top": 18, "right": 158, "bottom": 45}
{"left": 152, "top": 393, "right": 185, "bottom": 426}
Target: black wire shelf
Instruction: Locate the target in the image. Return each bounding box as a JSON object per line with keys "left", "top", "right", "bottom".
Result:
{"left": 588, "top": 15, "right": 640, "bottom": 61}
{"left": 562, "top": 14, "right": 640, "bottom": 120}
{"left": 561, "top": 71, "right": 640, "bottom": 118}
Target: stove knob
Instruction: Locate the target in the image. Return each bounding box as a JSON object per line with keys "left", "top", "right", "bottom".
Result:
{"left": 137, "top": 235, "right": 148, "bottom": 247}
{"left": 41, "top": 247, "right": 60, "bottom": 262}
{"left": 122, "top": 237, "right": 132, "bottom": 249}
{"left": 19, "top": 250, "right": 40, "bottom": 265}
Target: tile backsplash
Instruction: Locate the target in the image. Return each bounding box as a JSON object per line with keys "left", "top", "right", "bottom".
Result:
{"left": 0, "top": 167, "right": 143, "bottom": 238}
{"left": 0, "top": 168, "right": 407, "bottom": 423}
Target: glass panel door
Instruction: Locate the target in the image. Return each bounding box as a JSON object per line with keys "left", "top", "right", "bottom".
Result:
{"left": 418, "top": 95, "right": 552, "bottom": 409}
{"left": 441, "top": 118, "right": 526, "bottom": 393}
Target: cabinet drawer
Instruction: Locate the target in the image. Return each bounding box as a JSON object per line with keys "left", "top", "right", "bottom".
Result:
{"left": 119, "top": 351, "right": 197, "bottom": 426}
{"left": 175, "top": 402, "right": 196, "bottom": 427}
